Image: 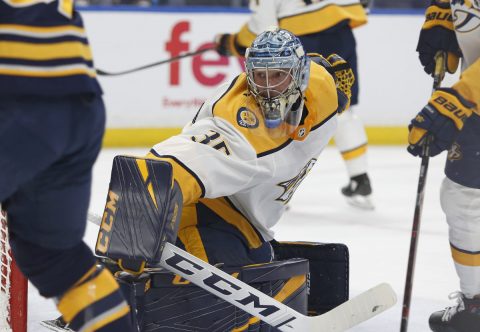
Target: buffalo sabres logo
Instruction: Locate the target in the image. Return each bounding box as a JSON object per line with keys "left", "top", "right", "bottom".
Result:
{"left": 276, "top": 159, "right": 317, "bottom": 204}
{"left": 237, "top": 107, "right": 259, "bottom": 129}
{"left": 447, "top": 142, "right": 463, "bottom": 160}
{"left": 452, "top": 0, "right": 480, "bottom": 32}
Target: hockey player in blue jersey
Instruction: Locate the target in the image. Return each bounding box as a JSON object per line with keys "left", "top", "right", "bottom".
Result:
{"left": 0, "top": 2, "right": 132, "bottom": 331}
{"left": 214, "top": 0, "right": 375, "bottom": 209}
{"left": 408, "top": 1, "right": 480, "bottom": 331}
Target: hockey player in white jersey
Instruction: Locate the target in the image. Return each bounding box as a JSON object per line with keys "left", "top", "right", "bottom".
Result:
{"left": 408, "top": 1, "right": 480, "bottom": 331}
{"left": 214, "top": 0, "right": 374, "bottom": 209}
{"left": 144, "top": 28, "right": 348, "bottom": 267}
{"left": 86, "top": 29, "right": 355, "bottom": 331}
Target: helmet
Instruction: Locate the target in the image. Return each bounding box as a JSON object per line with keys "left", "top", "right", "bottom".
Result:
{"left": 245, "top": 28, "right": 310, "bottom": 130}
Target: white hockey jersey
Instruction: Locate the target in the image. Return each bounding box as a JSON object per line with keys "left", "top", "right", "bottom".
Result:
{"left": 149, "top": 61, "right": 338, "bottom": 245}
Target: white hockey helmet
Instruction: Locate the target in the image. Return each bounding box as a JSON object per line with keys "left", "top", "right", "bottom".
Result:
{"left": 245, "top": 28, "right": 310, "bottom": 132}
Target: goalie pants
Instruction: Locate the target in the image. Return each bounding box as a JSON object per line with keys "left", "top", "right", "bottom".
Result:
{"left": 299, "top": 22, "right": 359, "bottom": 106}
{"left": 0, "top": 94, "right": 104, "bottom": 297}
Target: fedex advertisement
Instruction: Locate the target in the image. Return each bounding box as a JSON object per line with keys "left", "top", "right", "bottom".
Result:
{"left": 82, "top": 9, "right": 459, "bottom": 131}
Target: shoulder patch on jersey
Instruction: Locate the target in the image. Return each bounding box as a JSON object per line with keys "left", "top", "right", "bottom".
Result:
{"left": 236, "top": 107, "right": 259, "bottom": 129}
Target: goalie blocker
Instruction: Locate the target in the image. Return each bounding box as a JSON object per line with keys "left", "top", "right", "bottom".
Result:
{"left": 95, "top": 155, "right": 183, "bottom": 272}
{"left": 95, "top": 155, "right": 349, "bottom": 330}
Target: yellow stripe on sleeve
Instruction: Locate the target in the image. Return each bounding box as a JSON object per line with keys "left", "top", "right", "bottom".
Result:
{"left": 0, "top": 41, "right": 93, "bottom": 61}
{"left": 235, "top": 23, "right": 257, "bottom": 49}
{"left": 145, "top": 153, "right": 203, "bottom": 206}
{"left": 0, "top": 24, "right": 86, "bottom": 37}
{"left": 279, "top": 4, "right": 367, "bottom": 36}
{"left": 0, "top": 65, "right": 96, "bottom": 78}
{"left": 453, "top": 58, "right": 480, "bottom": 116}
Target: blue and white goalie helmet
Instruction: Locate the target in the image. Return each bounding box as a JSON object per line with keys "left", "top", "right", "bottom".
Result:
{"left": 245, "top": 28, "right": 310, "bottom": 130}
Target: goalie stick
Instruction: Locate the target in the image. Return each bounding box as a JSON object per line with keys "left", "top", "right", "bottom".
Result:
{"left": 96, "top": 47, "right": 214, "bottom": 76}
{"left": 60, "top": 212, "right": 395, "bottom": 332}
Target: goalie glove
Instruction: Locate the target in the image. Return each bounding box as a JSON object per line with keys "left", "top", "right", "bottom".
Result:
{"left": 417, "top": 0, "right": 461, "bottom": 75}
{"left": 214, "top": 33, "right": 242, "bottom": 57}
{"left": 408, "top": 88, "right": 475, "bottom": 157}
{"left": 326, "top": 53, "right": 355, "bottom": 111}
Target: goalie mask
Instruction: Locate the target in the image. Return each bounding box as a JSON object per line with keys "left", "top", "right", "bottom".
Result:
{"left": 245, "top": 28, "right": 310, "bottom": 135}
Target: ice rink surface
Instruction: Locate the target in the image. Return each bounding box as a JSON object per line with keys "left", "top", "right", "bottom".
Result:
{"left": 28, "top": 146, "right": 459, "bottom": 332}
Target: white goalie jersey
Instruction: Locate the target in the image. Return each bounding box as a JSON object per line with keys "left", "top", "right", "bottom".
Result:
{"left": 149, "top": 61, "right": 338, "bottom": 241}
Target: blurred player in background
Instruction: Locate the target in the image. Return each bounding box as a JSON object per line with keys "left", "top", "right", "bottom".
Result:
{"left": 407, "top": 1, "right": 480, "bottom": 331}
{"left": 0, "top": 2, "right": 132, "bottom": 331}
{"left": 214, "top": 0, "right": 374, "bottom": 209}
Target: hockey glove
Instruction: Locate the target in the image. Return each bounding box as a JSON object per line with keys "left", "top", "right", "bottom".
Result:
{"left": 214, "top": 33, "right": 238, "bottom": 57}
{"left": 327, "top": 53, "right": 355, "bottom": 111}
{"left": 408, "top": 88, "right": 475, "bottom": 157}
{"left": 417, "top": 0, "right": 461, "bottom": 75}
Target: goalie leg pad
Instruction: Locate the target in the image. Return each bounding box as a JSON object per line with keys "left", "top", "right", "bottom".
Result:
{"left": 115, "top": 258, "right": 308, "bottom": 331}
{"left": 271, "top": 241, "right": 349, "bottom": 315}
{"left": 95, "top": 156, "right": 183, "bottom": 269}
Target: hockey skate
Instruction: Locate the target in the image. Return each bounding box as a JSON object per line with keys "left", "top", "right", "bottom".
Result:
{"left": 41, "top": 316, "right": 72, "bottom": 332}
{"left": 341, "top": 173, "right": 374, "bottom": 210}
{"left": 429, "top": 292, "right": 480, "bottom": 332}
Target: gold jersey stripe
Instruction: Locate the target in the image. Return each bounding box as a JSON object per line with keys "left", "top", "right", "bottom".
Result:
{"left": 236, "top": 23, "right": 257, "bottom": 49}
{"left": 178, "top": 225, "right": 209, "bottom": 263}
{"left": 0, "top": 24, "right": 86, "bottom": 38}
{"left": 340, "top": 143, "right": 367, "bottom": 160}
{"left": 232, "top": 275, "right": 306, "bottom": 331}
{"left": 453, "top": 58, "right": 480, "bottom": 116}
{"left": 0, "top": 64, "right": 96, "bottom": 77}
{"left": 0, "top": 40, "right": 93, "bottom": 61}
{"left": 145, "top": 153, "right": 203, "bottom": 206}
{"left": 177, "top": 203, "right": 210, "bottom": 264}
{"left": 451, "top": 245, "right": 480, "bottom": 267}
{"left": 199, "top": 197, "right": 263, "bottom": 249}
{"left": 279, "top": 4, "right": 367, "bottom": 36}
{"left": 58, "top": 268, "right": 119, "bottom": 322}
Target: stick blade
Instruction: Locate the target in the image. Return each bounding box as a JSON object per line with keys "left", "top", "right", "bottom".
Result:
{"left": 312, "top": 283, "right": 397, "bottom": 331}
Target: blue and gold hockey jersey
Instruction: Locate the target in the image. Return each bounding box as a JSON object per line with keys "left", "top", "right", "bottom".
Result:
{"left": 0, "top": 0, "right": 101, "bottom": 95}
{"left": 444, "top": 0, "right": 480, "bottom": 189}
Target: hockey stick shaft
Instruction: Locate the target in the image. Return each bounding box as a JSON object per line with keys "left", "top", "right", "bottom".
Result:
{"left": 400, "top": 51, "right": 446, "bottom": 332}
{"left": 96, "top": 47, "right": 214, "bottom": 76}
{"left": 88, "top": 212, "right": 396, "bottom": 331}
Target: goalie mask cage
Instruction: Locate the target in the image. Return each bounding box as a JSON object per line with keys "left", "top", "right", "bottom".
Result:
{"left": 0, "top": 209, "right": 27, "bottom": 332}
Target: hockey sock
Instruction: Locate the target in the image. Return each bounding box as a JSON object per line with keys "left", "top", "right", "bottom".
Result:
{"left": 57, "top": 264, "right": 132, "bottom": 332}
